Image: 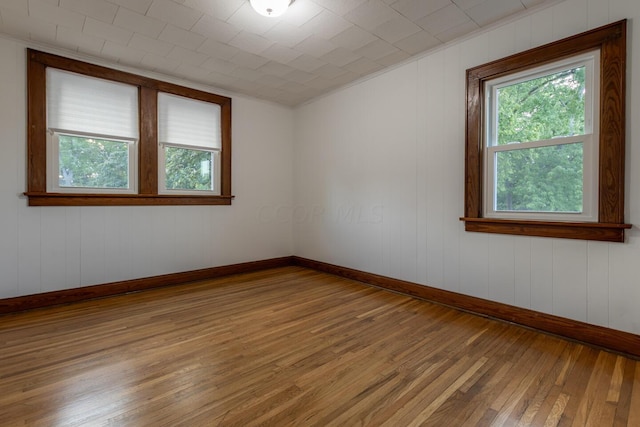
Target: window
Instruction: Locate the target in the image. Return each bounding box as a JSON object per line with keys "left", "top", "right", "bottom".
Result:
{"left": 46, "top": 68, "right": 139, "bottom": 194}
{"left": 462, "top": 20, "right": 630, "bottom": 242}
{"left": 484, "top": 51, "right": 599, "bottom": 222}
{"left": 26, "top": 49, "right": 232, "bottom": 206}
{"left": 157, "top": 93, "right": 221, "bottom": 195}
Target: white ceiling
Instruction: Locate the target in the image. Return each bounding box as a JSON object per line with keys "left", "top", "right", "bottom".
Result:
{"left": 0, "top": 0, "right": 557, "bottom": 106}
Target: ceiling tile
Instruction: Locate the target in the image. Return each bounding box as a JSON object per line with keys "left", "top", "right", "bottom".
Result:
{"left": 254, "top": 74, "right": 288, "bottom": 88}
{"left": 295, "top": 35, "right": 336, "bottom": 58}
{"left": 182, "top": 0, "right": 244, "bottom": 21}
{"left": 230, "top": 50, "right": 270, "bottom": 69}
{"left": 114, "top": 8, "right": 166, "bottom": 39}
{"left": 263, "top": 22, "right": 312, "bottom": 48}
{"left": 191, "top": 14, "right": 240, "bottom": 43}
{"left": 312, "top": 0, "right": 368, "bottom": 15}
{"left": 258, "top": 61, "right": 298, "bottom": 77}
{"left": 201, "top": 57, "right": 237, "bottom": 75}
{"left": 84, "top": 17, "right": 133, "bottom": 45}
{"left": 228, "top": 31, "right": 274, "bottom": 55}
{"left": 105, "top": 0, "right": 153, "bottom": 15}
{"left": 28, "top": 21, "right": 58, "bottom": 43}
{"left": 59, "top": 0, "right": 119, "bottom": 24}
{"left": 303, "top": 9, "right": 352, "bottom": 40}
{"left": 465, "top": 0, "right": 525, "bottom": 26}
{"left": 391, "top": 0, "right": 450, "bottom": 21}
{"left": 140, "top": 52, "right": 180, "bottom": 72}
{"left": 1, "top": 5, "right": 58, "bottom": 43}
{"left": 175, "top": 62, "right": 211, "bottom": 82}
{"left": 29, "top": 0, "right": 86, "bottom": 31}
{"left": 232, "top": 66, "right": 263, "bottom": 82}
{"left": 288, "top": 54, "right": 326, "bottom": 73}
{"left": 305, "top": 76, "right": 334, "bottom": 90}
{"left": 166, "top": 45, "right": 208, "bottom": 66}
{"left": 321, "top": 46, "right": 361, "bottom": 67}
{"left": 283, "top": 69, "right": 317, "bottom": 84}
{"left": 158, "top": 24, "right": 206, "bottom": 50}
{"left": 393, "top": 30, "right": 440, "bottom": 55}
{"left": 417, "top": 4, "right": 470, "bottom": 35}
{"left": 197, "top": 38, "right": 240, "bottom": 60}
{"left": 56, "top": 25, "right": 105, "bottom": 54}
{"left": 314, "top": 63, "right": 349, "bottom": 80}
{"left": 101, "top": 40, "right": 147, "bottom": 65}
{"left": 452, "top": 0, "right": 486, "bottom": 10}
{"left": 371, "top": 16, "right": 422, "bottom": 44}
{"left": 1, "top": 0, "right": 28, "bottom": 14}
{"left": 330, "top": 25, "right": 378, "bottom": 51}
{"left": 128, "top": 32, "right": 174, "bottom": 56}
{"left": 355, "top": 39, "right": 399, "bottom": 61}
{"left": 146, "top": 0, "right": 202, "bottom": 30}
{"left": 205, "top": 71, "right": 239, "bottom": 87}
{"left": 0, "top": 8, "right": 35, "bottom": 40}
{"left": 344, "top": 0, "right": 398, "bottom": 31}
{"left": 261, "top": 44, "right": 303, "bottom": 63}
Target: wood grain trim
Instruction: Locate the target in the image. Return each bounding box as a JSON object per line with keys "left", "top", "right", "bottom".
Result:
{"left": 139, "top": 86, "right": 158, "bottom": 195}
{"left": 461, "top": 217, "right": 631, "bottom": 242}
{"left": 0, "top": 257, "right": 293, "bottom": 315}
{"left": 26, "top": 52, "right": 47, "bottom": 193}
{"left": 24, "top": 193, "right": 233, "bottom": 206}
{"left": 463, "top": 20, "right": 629, "bottom": 242}
{"left": 599, "top": 22, "right": 626, "bottom": 224}
{"left": 293, "top": 256, "right": 640, "bottom": 359}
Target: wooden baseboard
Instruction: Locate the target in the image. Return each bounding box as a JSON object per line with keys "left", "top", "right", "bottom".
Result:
{"left": 0, "top": 256, "right": 294, "bottom": 315}
{"left": 3, "top": 254, "right": 638, "bottom": 358}
{"left": 293, "top": 256, "right": 640, "bottom": 359}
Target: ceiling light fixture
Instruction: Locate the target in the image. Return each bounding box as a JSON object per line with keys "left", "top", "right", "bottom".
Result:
{"left": 249, "top": 0, "right": 294, "bottom": 17}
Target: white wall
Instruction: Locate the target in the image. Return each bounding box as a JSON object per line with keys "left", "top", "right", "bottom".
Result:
{"left": 294, "top": 0, "right": 640, "bottom": 335}
{"left": 0, "top": 37, "right": 294, "bottom": 299}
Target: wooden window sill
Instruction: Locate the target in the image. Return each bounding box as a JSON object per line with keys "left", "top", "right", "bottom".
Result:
{"left": 24, "top": 192, "right": 234, "bottom": 206}
{"left": 460, "top": 217, "right": 631, "bottom": 242}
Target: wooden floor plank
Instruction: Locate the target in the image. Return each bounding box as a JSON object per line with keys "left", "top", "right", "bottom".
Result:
{"left": 0, "top": 266, "right": 638, "bottom": 426}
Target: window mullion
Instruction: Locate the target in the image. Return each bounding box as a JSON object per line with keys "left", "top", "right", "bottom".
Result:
{"left": 139, "top": 86, "right": 158, "bottom": 195}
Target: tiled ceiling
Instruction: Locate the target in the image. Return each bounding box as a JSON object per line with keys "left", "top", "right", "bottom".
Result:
{"left": 0, "top": 0, "right": 557, "bottom": 106}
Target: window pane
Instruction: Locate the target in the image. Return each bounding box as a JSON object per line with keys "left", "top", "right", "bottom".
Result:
{"left": 59, "top": 134, "right": 129, "bottom": 189}
{"left": 495, "top": 143, "right": 583, "bottom": 212}
{"left": 496, "top": 66, "right": 585, "bottom": 145}
{"left": 164, "top": 147, "right": 214, "bottom": 191}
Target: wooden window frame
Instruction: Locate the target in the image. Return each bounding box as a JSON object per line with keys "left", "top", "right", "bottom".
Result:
{"left": 26, "top": 49, "right": 233, "bottom": 206}
{"left": 461, "top": 20, "right": 630, "bottom": 242}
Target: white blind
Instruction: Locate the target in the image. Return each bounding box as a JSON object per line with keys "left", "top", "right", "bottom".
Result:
{"left": 46, "top": 68, "right": 138, "bottom": 139}
{"left": 158, "top": 92, "right": 221, "bottom": 150}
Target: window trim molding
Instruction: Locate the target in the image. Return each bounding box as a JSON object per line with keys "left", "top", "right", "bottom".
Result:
{"left": 461, "top": 20, "right": 630, "bottom": 242}
{"left": 26, "top": 49, "right": 233, "bottom": 206}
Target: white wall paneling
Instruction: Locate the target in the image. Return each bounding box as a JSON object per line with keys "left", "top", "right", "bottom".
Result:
{"left": 0, "top": 40, "right": 20, "bottom": 299}
{"left": 586, "top": 241, "right": 610, "bottom": 327}
{"left": 294, "top": 0, "right": 640, "bottom": 335}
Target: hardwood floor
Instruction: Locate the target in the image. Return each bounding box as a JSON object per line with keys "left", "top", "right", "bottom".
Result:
{"left": 0, "top": 266, "right": 638, "bottom": 426}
